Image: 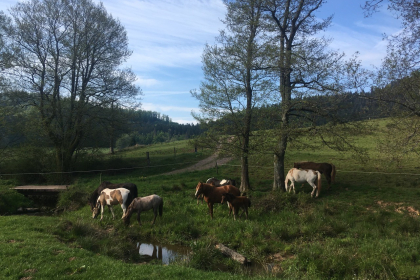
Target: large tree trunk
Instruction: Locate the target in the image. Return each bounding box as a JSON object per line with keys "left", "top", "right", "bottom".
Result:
{"left": 55, "top": 147, "right": 73, "bottom": 173}
{"left": 273, "top": 134, "right": 287, "bottom": 191}
{"left": 109, "top": 125, "right": 115, "bottom": 154}
{"left": 240, "top": 62, "right": 253, "bottom": 194}
{"left": 109, "top": 137, "right": 115, "bottom": 154}
{"left": 240, "top": 155, "right": 250, "bottom": 194}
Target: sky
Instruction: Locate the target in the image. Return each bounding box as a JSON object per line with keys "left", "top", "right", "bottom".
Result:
{"left": 0, "top": 0, "right": 402, "bottom": 124}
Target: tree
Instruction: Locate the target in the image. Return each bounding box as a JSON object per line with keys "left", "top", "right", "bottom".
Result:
{"left": 0, "top": 11, "right": 12, "bottom": 76}
{"left": 0, "top": 12, "right": 16, "bottom": 162}
{"left": 264, "top": 0, "right": 368, "bottom": 191}
{"left": 363, "top": 0, "right": 420, "bottom": 162}
{"left": 5, "top": 0, "right": 140, "bottom": 171}
{"left": 192, "top": 0, "right": 273, "bottom": 193}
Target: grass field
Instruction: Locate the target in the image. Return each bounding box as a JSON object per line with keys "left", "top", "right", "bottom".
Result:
{"left": 1, "top": 119, "right": 420, "bottom": 279}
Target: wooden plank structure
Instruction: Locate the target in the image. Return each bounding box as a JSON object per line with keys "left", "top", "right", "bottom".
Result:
{"left": 12, "top": 185, "right": 69, "bottom": 196}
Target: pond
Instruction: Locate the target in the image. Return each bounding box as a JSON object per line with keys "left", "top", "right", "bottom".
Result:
{"left": 136, "top": 241, "right": 277, "bottom": 276}
{"left": 136, "top": 241, "right": 191, "bottom": 264}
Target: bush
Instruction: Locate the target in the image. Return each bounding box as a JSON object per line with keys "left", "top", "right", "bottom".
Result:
{"left": 0, "top": 189, "right": 33, "bottom": 214}
{"left": 57, "top": 187, "right": 89, "bottom": 211}
{"left": 188, "top": 241, "right": 227, "bottom": 271}
{"left": 4, "top": 145, "right": 55, "bottom": 184}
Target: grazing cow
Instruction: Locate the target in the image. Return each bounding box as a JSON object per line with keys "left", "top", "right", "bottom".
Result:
{"left": 294, "top": 161, "right": 336, "bottom": 189}
{"left": 123, "top": 195, "right": 163, "bottom": 227}
{"left": 285, "top": 168, "right": 321, "bottom": 198}
{"left": 197, "top": 177, "right": 236, "bottom": 204}
{"left": 92, "top": 188, "right": 133, "bottom": 220}
{"left": 195, "top": 182, "right": 240, "bottom": 219}
{"left": 221, "top": 192, "right": 251, "bottom": 220}
{"left": 88, "top": 181, "right": 138, "bottom": 211}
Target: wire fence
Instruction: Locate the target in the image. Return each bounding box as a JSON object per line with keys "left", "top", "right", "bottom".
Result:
{"left": 2, "top": 160, "right": 420, "bottom": 177}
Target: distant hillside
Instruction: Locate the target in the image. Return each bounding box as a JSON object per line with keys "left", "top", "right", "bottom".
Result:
{"left": 248, "top": 91, "right": 389, "bottom": 131}
{"left": 114, "top": 109, "right": 202, "bottom": 149}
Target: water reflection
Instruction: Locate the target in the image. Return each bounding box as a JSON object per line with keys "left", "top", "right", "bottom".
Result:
{"left": 136, "top": 242, "right": 275, "bottom": 276}
{"left": 136, "top": 242, "right": 190, "bottom": 265}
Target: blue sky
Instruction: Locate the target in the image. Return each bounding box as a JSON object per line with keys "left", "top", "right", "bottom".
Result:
{"left": 0, "top": 0, "right": 402, "bottom": 124}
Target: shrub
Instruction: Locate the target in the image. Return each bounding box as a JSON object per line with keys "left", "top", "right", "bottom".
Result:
{"left": 188, "top": 241, "right": 226, "bottom": 271}
{"left": 0, "top": 189, "right": 33, "bottom": 214}
{"left": 56, "top": 187, "right": 89, "bottom": 211}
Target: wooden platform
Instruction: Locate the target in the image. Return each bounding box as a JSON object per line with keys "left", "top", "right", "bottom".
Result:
{"left": 12, "top": 185, "right": 69, "bottom": 196}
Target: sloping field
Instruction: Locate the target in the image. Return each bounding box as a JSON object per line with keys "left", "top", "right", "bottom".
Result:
{"left": 1, "top": 119, "right": 420, "bottom": 279}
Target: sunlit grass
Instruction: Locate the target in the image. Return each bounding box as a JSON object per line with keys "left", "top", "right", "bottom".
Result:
{"left": 1, "top": 118, "right": 420, "bottom": 279}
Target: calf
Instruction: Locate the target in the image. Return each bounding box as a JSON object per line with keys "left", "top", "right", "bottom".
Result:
{"left": 221, "top": 192, "right": 251, "bottom": 220}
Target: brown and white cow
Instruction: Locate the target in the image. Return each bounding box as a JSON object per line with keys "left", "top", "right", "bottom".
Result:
{"left": 92, "top": 188, "right": 133, "bottom": 220}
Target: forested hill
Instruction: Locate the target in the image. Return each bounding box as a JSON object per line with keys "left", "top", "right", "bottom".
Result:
{"left": 112, "top": 109, "right": 202, "bottom": 149}
{"left": 119, "top": 92, "right": 385, "bottom": 148}
{"left": 248, "top": 91, "right": 388, "bottom": 131}
{"left": 0, "top": 104, "right": 201, "bottom": 150}
{"left": 0, "top": 91, "right": 386, "bottom": 151}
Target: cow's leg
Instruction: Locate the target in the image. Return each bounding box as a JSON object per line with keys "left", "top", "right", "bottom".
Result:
{"left": 137, "top": 210, "right": 142, "bottom": 226}
{"left": 152, "top": 208, "right": 157, "bottom": 224}
{"left": 228, "top": 202, "right": 232, "bottom": 216}
{"left": 208, "top": 203, "right": 214, "bottom": 219}
{"left": 121, "top": 203, "right": 126, "bottom": 219}
{"left": 100, "top": 205, "right": 104, "bottom": 220}
{"left": 109, "top": 205, "right": 115, "bottom": 219}
{"left": 326, "top": 174, "right": 332, "bottom": 190}
{"left": 308, "top": 181, "right": 318, "bottom": 197}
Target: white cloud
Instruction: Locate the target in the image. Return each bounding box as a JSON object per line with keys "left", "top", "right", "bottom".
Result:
{"left": 135, "top": 77, "right": 159, "bottom": 87}
{"left": 128, "top": 45, "right": 203, "bottom": 70}
{"left": 141, "top": 102, "right": 197, "bottom": 113}
{"left": 321, "top": 19, "right": 401, "bottom": 69}
{"left": 100, "top": 0, "right": 226, "bottom": 70}
{"left": 145, "top": 91, "right": 190, "bottom": 96}
{"left": 171, "top": 117, "right": 198, "bottom": 125}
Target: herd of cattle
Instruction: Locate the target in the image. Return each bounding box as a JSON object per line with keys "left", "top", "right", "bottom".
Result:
{"left": 87, "top": 161, "right": 336, "bottom": 223}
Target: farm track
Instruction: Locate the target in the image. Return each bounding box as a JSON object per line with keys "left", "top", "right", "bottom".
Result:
{"left": 163, "top": 153, "right": 232, "bottom": 175}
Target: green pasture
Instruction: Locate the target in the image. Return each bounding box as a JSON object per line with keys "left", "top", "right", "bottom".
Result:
{"left": 1, "top": 119, "right": 420, "bottom": 279}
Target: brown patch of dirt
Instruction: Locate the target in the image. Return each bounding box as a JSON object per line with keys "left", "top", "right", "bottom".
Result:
{"left": 163, "top": 153, "right": 232, "bottom": 175}
{"left": 264, "top": 252, "right": 296, "bottom": 275}
{"left": 376, "top": 200, "right": 420, "bottom": 217}
{"left": 20, "top": 269, "right": 37, "bottom": 280}
{"left": 271, "top": 252, "right": 295, "bottom": 262}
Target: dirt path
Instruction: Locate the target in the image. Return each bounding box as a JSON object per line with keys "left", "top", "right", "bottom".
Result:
{"left": 163, "top": 154, "right": 233, "bottom": 175}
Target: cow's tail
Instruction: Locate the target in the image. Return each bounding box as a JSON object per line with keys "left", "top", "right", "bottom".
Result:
{"left": 331, "top": 164, "right": 336, "bottom": 183}
{"left": 317, "top": 171, "right": 322, "bottom": 196}
{"left": 159, "top": 198, "right": 163, "bottom": 217}
{"left": 125, "top": 191, "right": 134, "bottom": 209}
{"left": 284, "top": 174, "right": 290, "bottom": 192}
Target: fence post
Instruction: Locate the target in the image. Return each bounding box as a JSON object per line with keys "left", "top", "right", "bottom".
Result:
{"left": 146, "top": 152, "right": 150, "bottom": 166}
{"left": 195, "top": 145, "right": 197, "bottom": 153}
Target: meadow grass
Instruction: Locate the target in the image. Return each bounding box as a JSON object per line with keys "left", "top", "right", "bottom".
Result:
{"left": 1, "top": 119, "right": 420, "bottom": 279}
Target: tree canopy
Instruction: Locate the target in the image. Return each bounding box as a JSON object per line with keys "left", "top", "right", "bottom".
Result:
{"left": 2, "top": 0, "right": 141, "bottom": 171}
